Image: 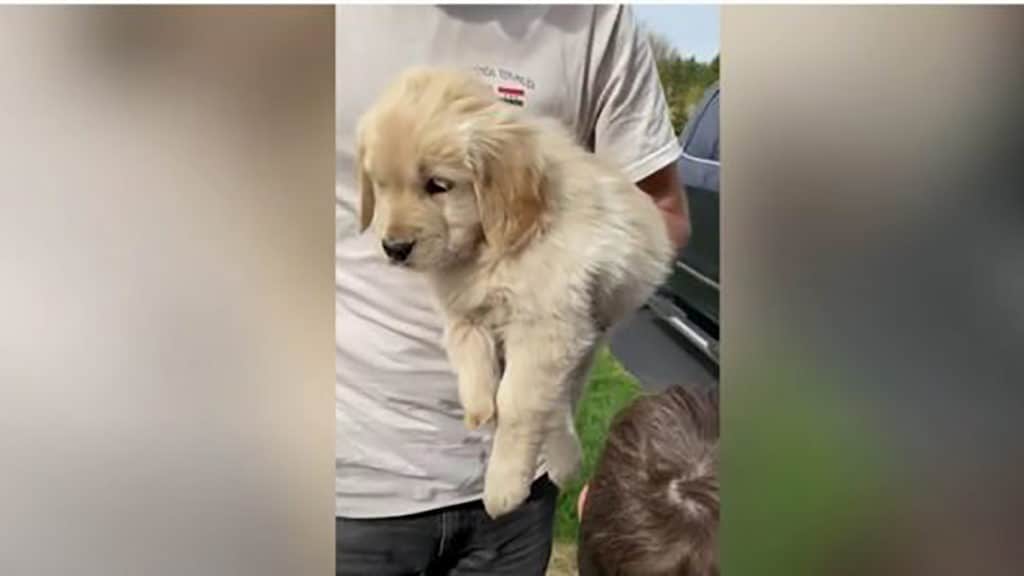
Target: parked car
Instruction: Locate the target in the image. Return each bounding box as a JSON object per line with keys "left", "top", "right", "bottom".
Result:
{"left": 647, "top": 82, "right": 720, "bottom": 365}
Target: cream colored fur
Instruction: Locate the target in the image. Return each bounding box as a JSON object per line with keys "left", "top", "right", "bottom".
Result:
{"left": 357, "top": 68, "right": 673, "bottom": 518}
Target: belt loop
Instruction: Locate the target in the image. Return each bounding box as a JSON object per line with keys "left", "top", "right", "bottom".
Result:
{"left": 437, "top": 510, "right": 447, "bottom": 558}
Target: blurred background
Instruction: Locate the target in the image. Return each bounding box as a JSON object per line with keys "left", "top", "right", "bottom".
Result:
{"left": 0, "top": 7, "right": 334, "bottom": 576}
{"left": 2, "top": 5, "right": 1022, "bottom": 576}
{"left": 723, "top": 6, "right": 1024, "bottom": 576}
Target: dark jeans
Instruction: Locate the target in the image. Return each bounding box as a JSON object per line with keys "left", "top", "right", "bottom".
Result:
{"left": 336, "top": 475, "right": 558, "bottom": 576}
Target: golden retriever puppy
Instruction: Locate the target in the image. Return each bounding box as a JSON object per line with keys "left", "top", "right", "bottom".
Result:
{"left": 356, "top": 68, "right": 673, "bottom": 518}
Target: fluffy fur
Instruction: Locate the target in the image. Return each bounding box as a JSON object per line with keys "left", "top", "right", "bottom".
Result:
{"left": 357, "top": 68, "right": 674, "bottom": 518}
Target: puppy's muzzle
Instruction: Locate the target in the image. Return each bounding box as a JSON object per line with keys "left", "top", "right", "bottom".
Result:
{"left": 382, "top": 239, "right": 415, "bottom": 263}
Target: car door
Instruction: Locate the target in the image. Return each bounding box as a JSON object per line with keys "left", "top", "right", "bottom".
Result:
{"left": 669, "top": 84, "right": 720, "bottom": 328}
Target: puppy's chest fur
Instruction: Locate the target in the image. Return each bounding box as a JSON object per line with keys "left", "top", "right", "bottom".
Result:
{"left": 429, "top": 261, "right": 525, "bottom": 335}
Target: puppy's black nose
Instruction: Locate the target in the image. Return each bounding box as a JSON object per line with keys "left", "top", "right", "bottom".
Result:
{"left": 382, "top": 240, "right": 415, "bottom": 263}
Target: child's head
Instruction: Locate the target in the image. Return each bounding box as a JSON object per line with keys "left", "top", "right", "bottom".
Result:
{"left": 578, "top": 385, "right": 719, "bottom": 576}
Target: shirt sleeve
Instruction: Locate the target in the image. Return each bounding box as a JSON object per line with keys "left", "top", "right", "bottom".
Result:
{"left": 586, "top": 5, "right": 681, "bottom": 183}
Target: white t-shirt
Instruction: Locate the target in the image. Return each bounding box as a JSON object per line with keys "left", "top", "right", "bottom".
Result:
{"left": 336, "top": 4, "right": 681, "bottom": 518}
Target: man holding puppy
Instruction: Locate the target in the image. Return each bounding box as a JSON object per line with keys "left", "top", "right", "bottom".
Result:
{"left": 336, "top": 5, "right": 689, "bottom": 574}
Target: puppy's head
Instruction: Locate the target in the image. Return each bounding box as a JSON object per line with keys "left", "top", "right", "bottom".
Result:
{"left": 357, "top": 67, "right": 547, "bottom": 270}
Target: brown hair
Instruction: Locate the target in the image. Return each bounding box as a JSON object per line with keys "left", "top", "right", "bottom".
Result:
{"left": 579, "top": 385, "right": 719, "bottom": 576}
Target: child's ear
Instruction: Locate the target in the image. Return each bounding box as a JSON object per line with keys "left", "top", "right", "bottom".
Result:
{"left": 577, "top": 483, "right": 589, "bottom": 520}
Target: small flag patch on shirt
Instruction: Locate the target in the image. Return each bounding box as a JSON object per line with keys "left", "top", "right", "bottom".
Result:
{"left": 497, "top": 85, "right": 525, "bottom": 107}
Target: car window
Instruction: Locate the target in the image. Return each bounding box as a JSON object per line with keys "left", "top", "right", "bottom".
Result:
{"left": 683, "top": 89, "right": 719, "bottom": 163}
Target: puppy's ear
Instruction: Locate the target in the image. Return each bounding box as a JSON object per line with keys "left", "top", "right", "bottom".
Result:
{"left": 469, "top": 114, "right": 547, "bottom": 253}
{"left": 356, "top": 136, "right": 375, "bottom": 232}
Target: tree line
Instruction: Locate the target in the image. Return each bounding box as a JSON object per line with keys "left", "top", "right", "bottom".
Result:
{"left": 644, "top": 26, "right": 720, "bottom": 135}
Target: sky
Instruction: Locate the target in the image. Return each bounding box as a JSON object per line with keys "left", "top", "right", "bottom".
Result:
{"left": 632, "top": 4, "right": 720, "bottom": 63}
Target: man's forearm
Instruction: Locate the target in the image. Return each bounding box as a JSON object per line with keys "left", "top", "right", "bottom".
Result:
{"left": 637, "top": 164, "right": 691, "bottom": 251}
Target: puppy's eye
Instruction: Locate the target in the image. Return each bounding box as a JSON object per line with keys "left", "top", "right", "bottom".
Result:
{"left": 424, "top": 177, "right": 453, "bottom": 195}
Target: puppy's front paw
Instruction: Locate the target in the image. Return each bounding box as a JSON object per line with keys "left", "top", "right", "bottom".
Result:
{"left": 464, "top": 402, "right": 494, "bottom": 431}
{"left": 460, "top": 382, "right": 495, "bottom": 431}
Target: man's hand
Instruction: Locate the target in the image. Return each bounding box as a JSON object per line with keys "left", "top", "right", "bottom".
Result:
{"left": 637, "top": 163, "right": 691, "bottom": 251}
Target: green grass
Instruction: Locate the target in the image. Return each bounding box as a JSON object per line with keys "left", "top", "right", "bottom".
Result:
{"left": 553, "top": 348, "right": 642, "bottom": 543}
